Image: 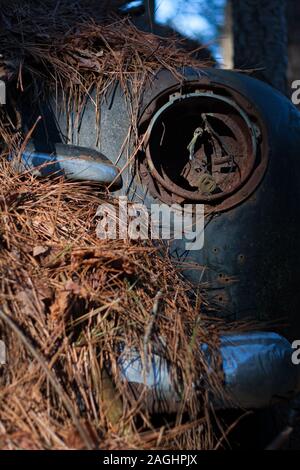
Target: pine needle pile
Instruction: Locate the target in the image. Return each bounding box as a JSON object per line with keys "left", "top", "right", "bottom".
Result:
{"left": 0, "top": 1, "right": 229, "bottom": 450}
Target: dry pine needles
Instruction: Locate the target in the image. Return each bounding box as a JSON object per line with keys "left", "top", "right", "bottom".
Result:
{"left": 0, "top": 0, "right": 230, "bottom": 450}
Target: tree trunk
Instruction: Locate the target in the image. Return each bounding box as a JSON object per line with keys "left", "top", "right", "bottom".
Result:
{"left": 232, "top": 0, "right": 288, "bottom": 94}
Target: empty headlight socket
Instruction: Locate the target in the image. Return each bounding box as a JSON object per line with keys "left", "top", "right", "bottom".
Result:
{"left": 138, "top": 80, "right": 268, "bottom": 212}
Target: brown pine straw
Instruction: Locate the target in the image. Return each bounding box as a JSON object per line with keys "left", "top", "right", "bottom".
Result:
{"left": 0, "top": 156, "right": 235, "bottom": 450}
{"left": 0, "top": 0, "right": 246, "bottom": 450}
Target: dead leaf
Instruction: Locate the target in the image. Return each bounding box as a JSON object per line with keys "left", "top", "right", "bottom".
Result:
{"left": 33, "top": 245, "right": 48, "bottom": 257}
{"left": 49, "top": 290, "right": 70, "bottom": 322}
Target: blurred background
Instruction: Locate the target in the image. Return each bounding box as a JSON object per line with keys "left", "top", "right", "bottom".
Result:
{"left": 124, "top": 0, "right": 300, "bottom": 101}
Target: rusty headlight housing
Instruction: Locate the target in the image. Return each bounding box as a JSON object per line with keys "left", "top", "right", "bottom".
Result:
{"left": 138, "top": 77, "right": 268, "bottom": 212}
